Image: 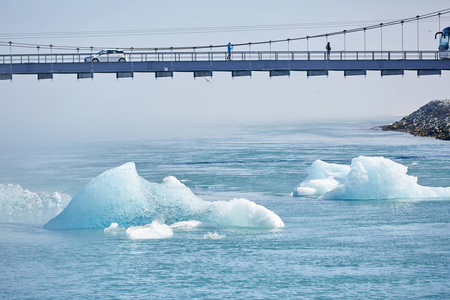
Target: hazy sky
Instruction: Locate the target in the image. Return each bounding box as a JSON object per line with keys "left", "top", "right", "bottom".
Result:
{"left": 1, "top": 0, "right": 449, "bottom": 143}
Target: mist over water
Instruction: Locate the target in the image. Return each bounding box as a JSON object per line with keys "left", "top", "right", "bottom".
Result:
{"left": 1, "top": 120, "right": 449, "bottom": 298}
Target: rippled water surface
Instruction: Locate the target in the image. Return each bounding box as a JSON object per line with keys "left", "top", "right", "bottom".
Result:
{"left": 1, "top": 120, "right": 449, "bottom": 299}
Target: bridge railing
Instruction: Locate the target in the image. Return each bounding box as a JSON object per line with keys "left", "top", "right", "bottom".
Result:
{"left": 0, "top": 50, "right": 440, "bottom": 64}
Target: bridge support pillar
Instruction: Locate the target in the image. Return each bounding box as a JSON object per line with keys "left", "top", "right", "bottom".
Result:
{"left": 232, "top": 70, "right": 251, "bottom": 77}
{"left": 194, "top": 71, "right": 212, "bottom": 78}
{"left": 381, "top": 70, "right": 404, "bottom": 76}
{"left": 0, "top": 73, "right": 12, "bottom": 80}
{"left": 77, "top": 72, "right": 93, "bottom": 79}
{"left": 417, "top": 70, "right": 441, "bottom": 76}
{"left": 116, "top": 72, "right": 134, "bottom": 79}
{"left": 344, "top": 70, "right": 366, "bottom": 77}
{"left": 38, "top": 73, "right": 53, "bottom": 80}
{"left": 155, "top": 71, "right": 173, "bottom": 78}
{"left": 307, "top": 70, "right": 328, "bottom": 77}
{"left": 270, "top": 70, "right": 290, "bottom": 77}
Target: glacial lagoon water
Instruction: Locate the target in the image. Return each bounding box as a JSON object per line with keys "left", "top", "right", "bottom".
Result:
{"left": 0, "top": 119, "right": 449, "bottom": 299}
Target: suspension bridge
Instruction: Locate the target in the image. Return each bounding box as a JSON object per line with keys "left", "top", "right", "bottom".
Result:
{"left": 1, "top": 9, "right": 450, "bottom": 80}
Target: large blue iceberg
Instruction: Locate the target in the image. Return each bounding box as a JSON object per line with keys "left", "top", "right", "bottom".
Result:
{"left": 294, "top": 156, "right": 450, "bottom": 200}
{"left": 45, "top": 163, "right": 284, "bottom": 229}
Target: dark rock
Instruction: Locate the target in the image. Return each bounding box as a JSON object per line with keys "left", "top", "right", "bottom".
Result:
{"left": 382, "top": 99, "right": 450, "bottom": 140}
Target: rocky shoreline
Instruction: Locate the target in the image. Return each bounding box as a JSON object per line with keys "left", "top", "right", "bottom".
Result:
{"left": 381, "top": 99, "right": 450, "bottom": 140}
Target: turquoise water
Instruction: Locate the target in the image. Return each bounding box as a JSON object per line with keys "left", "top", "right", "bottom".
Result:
{"left": 1, "top": 120, "right": 449, "bottom": 299}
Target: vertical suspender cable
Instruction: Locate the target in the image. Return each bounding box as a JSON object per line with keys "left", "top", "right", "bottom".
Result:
{"left": 50, "top": 44, "right": 53, "bottom": 73}
{"left": 249, "top": 42, "right": 252, "bottom": 71}
{"left": 380, "top": 23, "right": 383, "bottom": 56}
{"left": 343, "top": 30, "right": 346, "bottom": 59}
{"left": 90, "top": 46, "right": 93, "bottom": 73}
{"left": 437, "top": 13, "right": 441, "bottom": 61}
{"left": 170, "top": 46, "right": 172, "bottom": 71}
{"left": 269, "top": 40, "right": 272, "bottom": 60}
{"left": 131, "top": 47, "right": 134, "bottom": 72}
{"left": 9, "top": 41, "right": 12, "bottom": 73}
{"left": 416, "top": 15, "right": 420, "bottom": 53}
{"left": 401, "top": 20, "right": 404, "bottom": 58}
{"left": 343, "top": 30, "right": 346, "bottom": 51}
{"left": 287, "top": 38, "right": 290, "bottom": 61}
{"left": 287, "top": 38, "right": 290, "bottom": 71}
{"left": 210, "top": 45, "right": 213, "bottom": 67}
{"left": 438, "top": 12, "right": 441, "bottom": 31}
{"left": 306, "top": 36, "right": 310, "bottom": 60}
{"left": 364, "top": 28, "right": 366, "bottom": 60}
{"left": 37, "top": 46, "right": 40, "bottom": 63}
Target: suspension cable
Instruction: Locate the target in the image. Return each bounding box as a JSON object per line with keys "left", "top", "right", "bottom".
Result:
{"left": 1, "top": 8, "right": 450, "bottom": 52}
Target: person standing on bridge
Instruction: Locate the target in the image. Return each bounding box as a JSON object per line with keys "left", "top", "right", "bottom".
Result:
{"left": 227, "top": 42, "right": 233, "bottom": 60}
{"left": 326, "top": 42, "right": 331, "bottom": 60}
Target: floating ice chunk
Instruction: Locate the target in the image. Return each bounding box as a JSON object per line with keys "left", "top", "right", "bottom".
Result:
{"left": 0, "top": 183, "right": 71, "bottom": 215}
{"left": 105, "top": 222, "right": 119, "bottom": 231}
{"left": 204, "top": 231, "right": 225, "bottom": 239}
{"left": 294, "top": 156, "right": 450, "bottom": 200}
{"left": 45, "top": 162, "right": 284, "bottom": 229}
{"left": 104, "top": 222, "right": 124, "bottom": 233}
{"left": 126, "top": 220, "right": 173, "bottom": 240}
{"left": 170, "top": 220, "right": 203, "bottom": 231}
{"left": 208, "top": 198, "right": 285, "bottom": 228}
{"left": 293, "top": 160, "right": 350, "bottom": 196}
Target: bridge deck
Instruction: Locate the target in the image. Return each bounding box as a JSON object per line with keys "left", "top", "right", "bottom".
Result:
{"left": 1, "top": 51, "right": 449, "bottom": 79}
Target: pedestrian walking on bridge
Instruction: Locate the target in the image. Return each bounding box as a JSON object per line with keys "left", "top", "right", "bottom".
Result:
{"left": 227, "top": 42, "right": 233, "bottom": 60}
{"left": 326, "top": 42, "right": 331, "bottom": 60}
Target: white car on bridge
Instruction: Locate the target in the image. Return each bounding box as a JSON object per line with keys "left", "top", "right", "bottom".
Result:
{"left": 84, "top": 49, "right": 128, "bottom": 62}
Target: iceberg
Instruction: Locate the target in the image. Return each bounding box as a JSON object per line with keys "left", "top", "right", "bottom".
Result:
{"left": 0, "top": 184, "right": 71, "bottom": 215}
{"left": 45, "top": 163, "right": 284, "bottom": 229}
{"left": 294, "top": 156, "right": 450, "bottom": 200}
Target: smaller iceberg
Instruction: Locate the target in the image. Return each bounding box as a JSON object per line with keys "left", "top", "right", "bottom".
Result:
{"left": 294, "top": 156, "right": 450, "bottom": 200}
{"left": 0, "top": 184, "right": 71, "bottom": 215}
